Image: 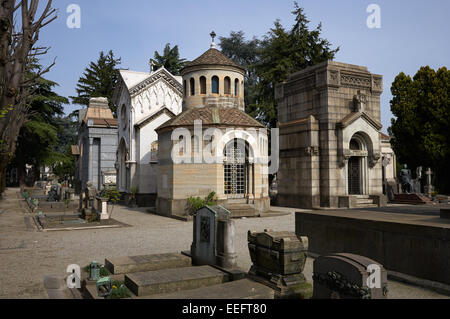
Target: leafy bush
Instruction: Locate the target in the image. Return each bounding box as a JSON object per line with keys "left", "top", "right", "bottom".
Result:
{"left": 107, "top": 280, "right": 131, "bottom": 299}
{"left": 101, "top": 186, "right": 121, "bottom": 204}
{"left": 130, "top": 186, "right": 139, "bottom": 196}
{"left": 86, "top": 212, "right": 98, "bottom": 223}
{"left": 186, "top": 191, "right": 217, "bottom": 215}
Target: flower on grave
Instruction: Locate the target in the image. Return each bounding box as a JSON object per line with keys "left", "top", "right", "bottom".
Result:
{"left": 112, "top": 285, "right": 117, "bottom": 290}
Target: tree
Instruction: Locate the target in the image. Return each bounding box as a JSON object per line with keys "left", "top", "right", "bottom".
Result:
{"left": 52, "top": 144, "right": 75, "bottom": 181}
{"left": 150, "top": 43, "right": 189, "bottom": 75}
{"left": 14, "top": 67, "right": 69, "bottom": 185}
{"left": 389, "top": 66, "right": 450, "bottom": 193}
{"left": 219, "top": 2, "right": 339, "bottom": 127}
{"left": 0, "top": 0, "right": 57, "bottom": 193}
{"left": 70, "top": 50, "right": 121, "bottom": 115}
{"left": 254, "top": 2, "right": 339, "bottom": 127}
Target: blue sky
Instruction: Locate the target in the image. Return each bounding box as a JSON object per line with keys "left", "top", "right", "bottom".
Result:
{"left": 37, "top": 0, "right": 449, "bottom": 133}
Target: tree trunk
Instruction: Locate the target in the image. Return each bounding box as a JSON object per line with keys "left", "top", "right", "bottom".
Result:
{"left": 0, "top": 155, "right": 8, "bottom": 193}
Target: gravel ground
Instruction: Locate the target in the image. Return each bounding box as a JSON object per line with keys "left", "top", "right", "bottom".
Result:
{"left": 0, "top": 188, "right": 448, "bottom": 299}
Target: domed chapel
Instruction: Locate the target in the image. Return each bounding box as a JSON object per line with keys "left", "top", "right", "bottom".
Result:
{"left": 155, "top": 32, "right": 270, "bottom": 218}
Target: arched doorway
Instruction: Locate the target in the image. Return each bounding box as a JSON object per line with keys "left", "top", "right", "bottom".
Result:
{"left": 223, "top": 139, "right": 251, "bottom": 199}
{"left": 348, "top": 135, "right": 368, "bottom": 195}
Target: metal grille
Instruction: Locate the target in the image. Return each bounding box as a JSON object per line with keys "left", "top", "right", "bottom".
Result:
{"left": 348, "top": 157, "right": 361, "bottom": 195}
{"left": 224, "top": 140, "right": 246, "bottom": 197}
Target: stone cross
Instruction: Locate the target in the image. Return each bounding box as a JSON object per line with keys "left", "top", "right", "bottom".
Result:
{"left": 426, "top": 168, "right": 432, "bottom": 188}
{"left": 425, "top": 167, "right": 434, "bottom": 196}
{"left": 210, "top": 31, "right": 216, "bottom": 49}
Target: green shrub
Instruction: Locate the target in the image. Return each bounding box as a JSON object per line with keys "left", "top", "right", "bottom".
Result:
{"left": 86, "top": 212, "right": 98, "bottom": 223}
{"left": 100, "top": 186, "right": 121, "bottom": 218}
{"left": 186, "top": 191, "right": 217, "bottom": 215}
{"left": 107, "top": 280, "right": 131, "bottom": 299}
{"left": 101, "top": 186, "right": 121, "bottom": 204}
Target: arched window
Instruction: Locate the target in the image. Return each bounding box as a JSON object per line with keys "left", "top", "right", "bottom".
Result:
{"left": 200, "top": 76, "right": 206, "bottom": 94}
{"left": 183, "top": 80, "right": 187, "bottom": 97}
{"left": 190, "top": 78, "right": 195, "bottom": 96}
{"left": 212, "top": 76, "right": 219, "bottom": 94}
{"left": 224, "top": 77, "right": 231, "bottom": 95}
{"left": 234, "top": 79, "right": 239, "bottom": 96}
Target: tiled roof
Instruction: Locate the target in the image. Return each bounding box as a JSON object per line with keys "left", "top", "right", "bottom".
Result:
{"left": 156, "top": 106, "right": 264, "bottom": 131}
{"left": 183, "top": 48, "right": 245, "bottom": 71}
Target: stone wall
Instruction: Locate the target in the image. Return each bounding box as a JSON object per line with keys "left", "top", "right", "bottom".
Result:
{"left": 182, "top": 67, "right": 245, "bottom": 111}
{"left": 156, "top": 128, "right": 270, "bottom": 217}
{"left": 275, "top": 61, "right": 384, "bottom": 208}
{"left": 296, "top": 211, "right": 450, "bottom": 285}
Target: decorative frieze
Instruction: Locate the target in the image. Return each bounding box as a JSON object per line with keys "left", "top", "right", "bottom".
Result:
{"left": 340, "top": 73, "right": 372, "bottom": 89}
{"left": 371, "top": 75, "right": 383, "bottom": 93}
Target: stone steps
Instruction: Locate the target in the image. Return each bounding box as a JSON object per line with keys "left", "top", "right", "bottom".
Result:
{"left": 223, "top": 204, "right": 259, "bottom": 218}
{"left": 353, "top": 195, "right": 376, "bottom": 208}
{"left": 356, "top": 204, "right": 378, "bottom": 208}
{"left": 124, "top": 265, "right": 230, "bottom": 297}
{"left": 104, "top": 253, "right": 191, "bottom": 275}
{"left": 357, "top": 199, "right": 374, "bottom": 205}
{"left": 392, "top": 193, "right": 432, "bottom": 205}
{"left": 145, "top": 278, "right": 274, "bottom": 299}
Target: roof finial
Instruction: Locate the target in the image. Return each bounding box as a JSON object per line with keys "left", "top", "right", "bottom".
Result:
{"left": 210, "top": 31, "right": 216, "bottom": 49}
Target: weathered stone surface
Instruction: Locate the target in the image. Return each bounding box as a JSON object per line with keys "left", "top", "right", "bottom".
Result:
{"left": 276, "top": 61, "right": 387, "bottom": 209}
{"left": 313, "top": 253, "right": 388, "bottom": 299}
{"left": 124, "top": 265, "right": 230, "bottom": 296}
{"left": 296, "top": 208, "right": 450, "bottom": 285}
{"left": 191, "top": 205, "right": 231, "bottom": 266}
{"left": 248, "top": 229, "right": 312, "bottom": 299}
{"left": 146, "top": 279, "right": 274, "bottom": 299}
{"left": 248, "top": 230, "right": 308, "bottom": 276}
{"left": 105, "top": 253, "right": 191, "bottom": 275}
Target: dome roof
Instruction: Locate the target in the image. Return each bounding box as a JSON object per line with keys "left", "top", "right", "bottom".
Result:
{"left": 182, "top": 48, "right": 245, "bottom": 74}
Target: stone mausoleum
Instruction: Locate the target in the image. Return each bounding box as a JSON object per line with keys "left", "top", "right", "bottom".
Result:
{"left": 275, "top": 61, "right": 388, "bottom": 209}
{"left": 155, "top": 35, "right": 270, "bottom": 218}
{"left": 113, "top": 67, "right": 183, "bottom": 206}
{"left": 74, "top": 97, "right": 118, "bottom": 191}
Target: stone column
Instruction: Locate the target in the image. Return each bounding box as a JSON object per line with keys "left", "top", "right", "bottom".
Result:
{"left": 216, "top": 219, "right": 237, "bottom": 268}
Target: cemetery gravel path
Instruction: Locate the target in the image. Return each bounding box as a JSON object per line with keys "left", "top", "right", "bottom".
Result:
{"left": 0, "top": 187, "right": 448, "bottom": 299}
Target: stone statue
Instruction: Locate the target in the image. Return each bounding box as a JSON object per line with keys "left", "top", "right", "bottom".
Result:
{"left": 353, "top": 90, "right": 367, "bottom": 113}
{"left": 81, "top": 181, "right": 98, "bottom": 212}
{"left": 399, "top": 164, "right": 413, "bottom": 193}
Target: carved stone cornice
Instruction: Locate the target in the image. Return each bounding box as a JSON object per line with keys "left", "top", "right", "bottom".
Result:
{"left": 338, "top": 149, "right": 352, "bottom": 168}
{"left": 130, "top": 68, "right": 183, "bottom": 98}
{"left": 340, "top": 72, "right": 372, "bottom": 89}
